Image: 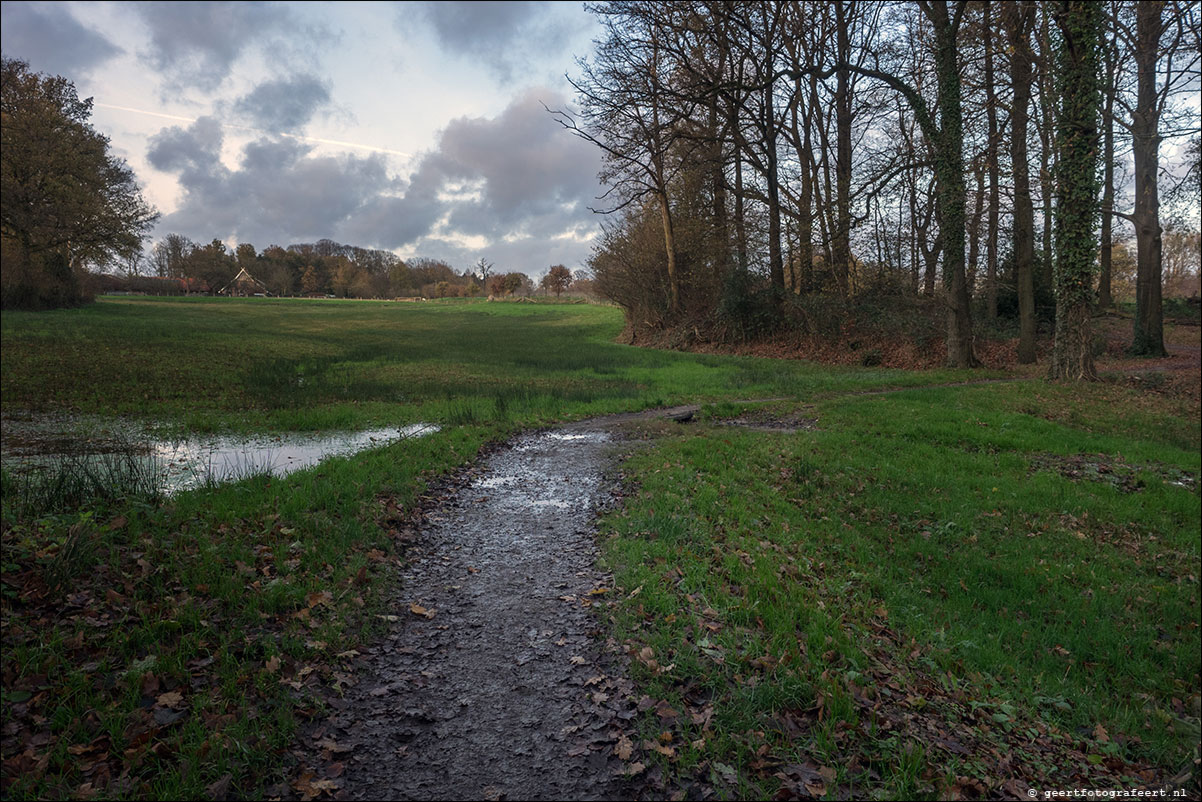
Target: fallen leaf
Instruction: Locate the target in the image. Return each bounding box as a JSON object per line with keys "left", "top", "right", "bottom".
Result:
{"left": 713, "top": 762, "right": 738, "bottom": 785}
{"left": 206, "top": 773, "right": 232, "bottom": 799}
{"left": 654, "top": 699, "right": 678, "bottom": 723}
{"left": 615, "top": 737, "right": 633, "bottom": 760}
{"left": 156, "top": 691, "right": 184, "bottom": 709}
{"left": 305, "top": 591, "right": 333, "bottom": 609}
{"left": 265, "top": 656, "right": 281, "bottom": 674}
{"left": 315, "top": 738, "right": 354, "bottom": 756}
{"left": 409, "top": 603, "right": 435, "bottom": 619}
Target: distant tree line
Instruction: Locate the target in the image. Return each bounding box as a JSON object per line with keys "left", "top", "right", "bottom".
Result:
{"left": 560, "top": 0, "right": 1200, "bottom": 379}
{"left": 1, "top": 58, "right": 595, "bottom": 309}
{"left": 121, "top": 234, "right": 592, "bottom": 301}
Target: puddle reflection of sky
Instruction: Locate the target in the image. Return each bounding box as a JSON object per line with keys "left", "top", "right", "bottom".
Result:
{"left": 2, "top": 421, "right": 438, "bottom": 494}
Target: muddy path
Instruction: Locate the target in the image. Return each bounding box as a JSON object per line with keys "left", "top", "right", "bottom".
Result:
{"left": 291, "top": 409, "right": 701, "bottom": 801}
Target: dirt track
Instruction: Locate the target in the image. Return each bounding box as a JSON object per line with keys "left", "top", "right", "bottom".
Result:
{"left": 292, "top": 414, "right": 684, "bottom": 800}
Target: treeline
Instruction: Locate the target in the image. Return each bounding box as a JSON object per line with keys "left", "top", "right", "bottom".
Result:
{"left": 564, "top": 1, "right": 1200, "bottom": 377}
{"left": 123, "top": 235, "right": 593, "bottom": 300}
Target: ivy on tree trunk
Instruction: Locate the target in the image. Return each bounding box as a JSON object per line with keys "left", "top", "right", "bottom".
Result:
{"left": 1049, "top": 0, "right": 1103, "bottom": 381}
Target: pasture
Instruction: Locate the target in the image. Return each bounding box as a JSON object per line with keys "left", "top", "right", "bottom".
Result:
{"left": 1, "top": 297, "right": 1197, "bottom": 799}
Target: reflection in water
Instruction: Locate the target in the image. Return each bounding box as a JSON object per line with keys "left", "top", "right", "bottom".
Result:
{"left": 1, "top": 422, "right": 438, "bottom": 495}
{"left": 150, "top": 424, "right": 438, "bottom": 492}
{"left": 469, "top": 429, "right": 606, "bottom": 522}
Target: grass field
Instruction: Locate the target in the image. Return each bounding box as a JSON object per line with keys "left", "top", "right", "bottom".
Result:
{"left": 0, "top": 296, "right": 973, "bottom": 431}
{"left": 2, "top": 296, "right": 1198, "bottom": 799}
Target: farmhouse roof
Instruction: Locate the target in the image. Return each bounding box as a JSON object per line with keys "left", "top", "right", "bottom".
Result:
{"left": 219, "top": 267, "right": 271, "bottom": 295}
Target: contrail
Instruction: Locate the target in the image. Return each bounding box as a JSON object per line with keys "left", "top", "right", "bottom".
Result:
{"left": 95, "top": 103, "right": 195, "bottom": 123}
{"left": 94, "top": 102, "right": 412, "bottom": 159}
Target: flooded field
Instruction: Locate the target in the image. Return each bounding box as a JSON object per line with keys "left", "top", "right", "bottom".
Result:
{"left": 0, "top": 416, "right": 438, "bottom": 494}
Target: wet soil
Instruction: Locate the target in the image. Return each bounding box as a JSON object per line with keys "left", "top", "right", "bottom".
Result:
{"left": 717, "top": 409, "right": 819, "bottom": 433}
{"left": 290, "top": 410, "right": 700, "bottom": 801}
{"left": 1029, "top": 452, "right": 1198, "bottom": 494}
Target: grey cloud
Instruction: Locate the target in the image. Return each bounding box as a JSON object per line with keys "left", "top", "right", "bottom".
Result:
{"left": 147, "top": 116, "right": 225, "bottom": 176}
{"left": 145, "top": 88, "right": 601, "bottom": 268}
{"left": 347, "top": 87, "right": 600, "bottom": 252}
{"left": 134, "top": 2, "right": 323, "bottom": 92}
{"left": 406, "top": 1, "right": 577, "bottom": 82}
{"left": 0, "top": 2, "right": 122, "bottom": 78}
{"left": 231, "top": 74, "right": 331, "bottom": 131}
{"left": 340, "top": 166, "right": 446, "bottom": 249}
{"left": 433, "top": 89, "right": 601, "bottom": 234}
{"left": 148, "top": 118, "right": 402, "bottom": 247}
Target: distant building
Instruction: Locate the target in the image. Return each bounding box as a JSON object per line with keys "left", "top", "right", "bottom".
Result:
{"left": 218, "top": 268, "right": 272, "bottom": 297}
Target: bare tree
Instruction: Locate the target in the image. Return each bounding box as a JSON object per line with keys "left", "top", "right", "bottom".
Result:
{"left": 554, "top": 2, "right": 696, "bottom": 318}
{"left": 1110, "top": 0, "right": 1200, "bottom": 355}
{"left": 1005, "top": 0, "right": 1039, "bottom": 364}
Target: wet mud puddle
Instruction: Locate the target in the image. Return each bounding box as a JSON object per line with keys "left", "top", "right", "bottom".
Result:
{"left": 306, "top": 422, "right": 641, "bottom": 801}
{"left": 1, "top": 418, "right": 438, "bottom": 494}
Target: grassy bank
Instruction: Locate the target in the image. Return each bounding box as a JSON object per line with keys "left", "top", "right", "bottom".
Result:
{"left": 600, "top": 383, "right": 1199, "bottom": 798}
{"left": 2, "top": 296, "right": 1198, "bottom": 799}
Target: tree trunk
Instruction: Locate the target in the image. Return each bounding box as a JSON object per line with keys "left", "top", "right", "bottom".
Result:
{"left": 1049, "top": 0, "right": 1103, "bottom": 381}
{"left": 968, "top": 163, "right": 985, "bottom": 294}
{"left": 798, "top": 85, "right": 815, "bottom": 294}
{"left": 833, "top": 0, "right": 853, "bottom": 298}
{"left": 923, "top": 230, "right": 941, "bottom": 298}
{"left": 805, "top": 69, "right": 837, "bottom": 276}
{"left": 984, "top": 0, "right": 1000, "bottom": 319}
{"left": 930, "top": 0, "right": 977, "bottom": 368}
{"left": 765, "top": 82, "right": 786, "bottom": 295}
{"left": 657, "top": 189, "right": 681, "bottom": 317}
{"left": 1006, "top": 0, "right": 1038, "bottom": 364}
{"left": 734, "top": 156, "right": 748, "bottom": 272}
{"left": 1037, "top": 4, "right": 1056, "bottom": 290}
{"left": 1130, "top": 0, "right": 1166, "bottom": 356}
{"left": 1098, "top": 30, "right": 1116, "bottom": 310}
{"left": 709, "top": 90, "right": 730, "bottom": 295}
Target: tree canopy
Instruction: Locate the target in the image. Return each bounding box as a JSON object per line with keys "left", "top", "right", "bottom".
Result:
{"left": 1, "top": 58, "right": 157, "bottom": 309}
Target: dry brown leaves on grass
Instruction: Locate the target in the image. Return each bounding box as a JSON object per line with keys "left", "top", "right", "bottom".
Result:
{"left": 0, "top": 501, "right": 437, "bottom": 800}
{"left": 776, "top": 626, "right": 1176, "bottom": 799}
{"left": 644, "top": 316, "right": 1200, "bottom": 402}
{"left": 611, "top": 576, "right": 1187, "bottom": 801}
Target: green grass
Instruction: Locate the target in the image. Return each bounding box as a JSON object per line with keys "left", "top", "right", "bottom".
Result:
{"left": 0, "top": 296, "right": 982, "bottom": 431}
{"left": 600, "top": 385, "right": 1199, "bottom": 798}
{"left": 2, "top": 296, "right": 1198, "bottom": 799}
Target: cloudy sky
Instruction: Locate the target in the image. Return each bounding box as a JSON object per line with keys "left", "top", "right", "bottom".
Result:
{"left": 1, "top": 1, "right": 605, "bottom": 275}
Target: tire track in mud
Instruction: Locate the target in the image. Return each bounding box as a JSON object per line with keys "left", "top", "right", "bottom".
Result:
{"left": 298, "top": 416, "right": 667, "bottom": 801}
